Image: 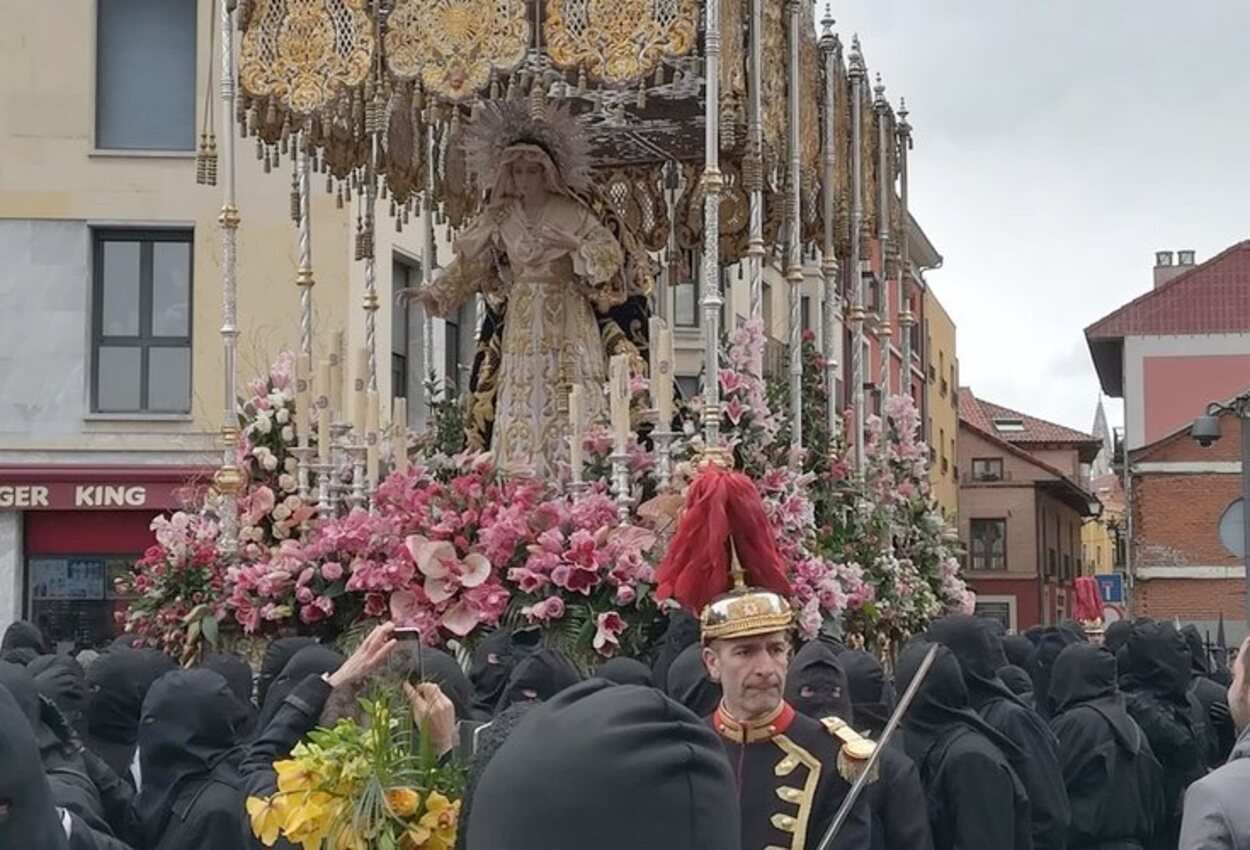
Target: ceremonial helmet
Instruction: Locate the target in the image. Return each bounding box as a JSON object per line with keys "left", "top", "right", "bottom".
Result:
{"left": 655, "top": 455, "right": 794, "bottom": 642}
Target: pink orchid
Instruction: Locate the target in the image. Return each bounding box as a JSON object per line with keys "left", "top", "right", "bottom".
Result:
{"left": 390, "top": 589, "right": 422, "bottom": 626}
{"left": 593, "top": 611, "right": 627, "bottom": 656}
{"left": 441, "top": 600, "right": 481, "bottom": 636}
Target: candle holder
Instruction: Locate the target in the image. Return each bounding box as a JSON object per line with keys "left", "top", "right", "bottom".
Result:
{"left": 312, "top": 459, "right": 334, "bottom": 518}
{"left": 347, "top": 441, "right": 368, "bottom": 511}
{"left": 652, "top": 426, "right": 676, "bottom": 493}
{"left": 610, "top": 449, "right": 634, "bottom": 526}
{"left": 290, "top": 443, "right": 315, "bottom": 503}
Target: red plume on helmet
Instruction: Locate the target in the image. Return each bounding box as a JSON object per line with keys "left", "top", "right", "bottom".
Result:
{"left": 655, "top": 464, "right": 791, "bottom": 612}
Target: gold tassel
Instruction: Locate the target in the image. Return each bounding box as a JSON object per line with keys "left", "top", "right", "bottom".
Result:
{"left": 577, "top": 67, "right": 587, "bottom": 94}
{"left": 204, "top": 135, "right": 217, "bottom": 186}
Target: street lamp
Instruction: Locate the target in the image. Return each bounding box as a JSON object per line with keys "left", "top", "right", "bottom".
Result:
{"left": 1190, "top": 393, "right": 1250, "bottom": 626}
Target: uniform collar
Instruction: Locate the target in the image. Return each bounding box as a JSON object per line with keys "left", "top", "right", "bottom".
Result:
{"left": 714, "top": 700, "right": 795, "bottom": 743}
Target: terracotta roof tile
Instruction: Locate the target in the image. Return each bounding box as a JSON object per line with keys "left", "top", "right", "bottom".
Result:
{"left": 1086, "top": 241, "right": 1250, "bottom": 340}
{"left": 959, "top": 389, "right": 1099, "bottom": 448}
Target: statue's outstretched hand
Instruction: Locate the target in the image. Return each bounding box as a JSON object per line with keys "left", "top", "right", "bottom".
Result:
{"left": 539, "top": 223, "right": 581, "bottom": 253}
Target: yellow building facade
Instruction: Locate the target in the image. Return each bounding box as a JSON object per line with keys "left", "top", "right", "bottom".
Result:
{"left": 924, "top": 286, "right": 959, "bottom": 518}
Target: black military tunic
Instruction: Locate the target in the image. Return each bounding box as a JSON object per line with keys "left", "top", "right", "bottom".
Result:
{"left": 711, "top": 701, "right": 872, "bottom": 850}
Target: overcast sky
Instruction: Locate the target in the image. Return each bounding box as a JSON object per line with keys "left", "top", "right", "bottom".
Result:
{"left": 830, "top": 1, "right": 1250, "bottom": 434}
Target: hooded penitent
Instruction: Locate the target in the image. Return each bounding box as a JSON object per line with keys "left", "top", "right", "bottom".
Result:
{"left": 1, "top": 619, "right": 49, "bottom": 663}
{"left": 596, "top": 657, "right": 654, "bottom": 688}
{"left": 1028, "top": 625, "right": 1082, "bottom": 719}
{"left": 1179, "top": 624, "right": 1235, "bottom": 763}
{"left": 664, "top": 644, "right": 722, "bottom": 718}
{"left": 254, "top": 644, "right": 344, "bottom": 735}
{"left": 1103, "top": 619, "right": 1133, "bottom": 655}
{"left": 468, "top": 628, "right": 540, "bottom": 719}
{"left": 784, "top": 640, "right": 853, "bottom": 721}
{"left": 0, "top": 685, "right": 69, "bottom": 850}
{"left": 201, "top": 651, "right": 257, "bottom": 736}
{"left": 28, "top": 654, "right": 88, "bottom": 735}
{"left": 1048, "top": 643, "right": 1166, "bottom": 848}
{"left": 1000, "top": 635, "right": 1034, "bottom": 671}
{"left": 895, "top": 640, "right": 1032, "bottom": 850}
{"left": 494, "top": 648, "right": 582, "bottom": 715}
{"left": 928, "top": 617, "right": 1071, "bottom": 850}
{"left": 841, "top": 649, "right": 894, "bottom": 739}
{"left": 466, "top": 680, "right": 741, "bottom": 850}
{"left": 997, "top": 665, "right": 1034, "bottom": 703}
{"left": 649, "top": 610, "right": 700, "bottom": 696}
{"left": 255, "top": 636, "right": 317, "bottom": 709}
{"left": 135, "top": 669, "right": 248, "bottom": 849}
{"left": 84, "top": 646, "right": 177, "bottom": 780}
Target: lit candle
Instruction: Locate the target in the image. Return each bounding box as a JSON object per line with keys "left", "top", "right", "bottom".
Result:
{"left": 649, "top": 318, "right": 674, "bottom": 430}
{"left": 568, "top": 384, "right": 584, "bottom": 482}
{"left": 352, "top": 347, "right": 368, "bottom": 436}
{"left": 296, "top": 353, "right": 312, "bottom": 447}
{"left": 393, "top": 397, "right": 409, "bottom": 475}
{"left": 365, "top": 390, "right": 379, "bottom": 486}
{"left": 609, "top": 354, "right": 630, "bottom": 452}
{"left": 317, "top": 359, "right": 332, "bottom": 463}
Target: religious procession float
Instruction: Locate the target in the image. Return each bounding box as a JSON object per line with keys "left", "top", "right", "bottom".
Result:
{"left": 113, "top": 1, "right": 973, "bottom": 846}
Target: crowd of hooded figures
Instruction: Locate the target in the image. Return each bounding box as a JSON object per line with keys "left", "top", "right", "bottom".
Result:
{"left": 1, "top": 611, "right": 1247, "bottom": 850}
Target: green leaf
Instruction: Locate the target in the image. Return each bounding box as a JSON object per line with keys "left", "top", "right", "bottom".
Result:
{"left": 201, "top": 615, "right": 219, "bottom": 647}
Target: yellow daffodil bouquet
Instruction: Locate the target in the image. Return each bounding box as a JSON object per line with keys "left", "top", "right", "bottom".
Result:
{"left": 247, "top": 698, "right": 463, "bottom": 850}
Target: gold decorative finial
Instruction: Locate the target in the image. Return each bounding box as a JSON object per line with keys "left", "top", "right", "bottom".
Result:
{"left": 728, "top": 535, "right": 746, "bottom": 591}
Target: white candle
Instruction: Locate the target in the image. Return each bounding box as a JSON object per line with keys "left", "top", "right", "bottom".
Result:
{"left": 609, "top": 354, "right": 630, "bottom": 452}
{"left": 393, "top": 397, "right": 409, "bottom": 475}
{"left": 328, "top": 331, "right": 344, "bottom": 419}
{"left": 296, "top": 353, "right": 312, "bottom": 447}
{"left": 352, "top": 347, "right": 368, "bottom": 436}
{"left": 316, "top": 359, "right": 332, "bottom": 463}
{"left": 649, "top": 318, "right": 674, "bottom": 429}
{"left": 568, "top": 384, "right": 584, "bottom": 482}
{"left": 365, "top": 390, "right": 379, "bottom": 485}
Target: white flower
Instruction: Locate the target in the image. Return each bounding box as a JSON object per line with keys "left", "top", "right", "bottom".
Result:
{"left": 254, "top": 414, "right": 273, "bottom": 435}
{"left": 278, "top": 474, "right": 297, "bottom": 493}
{"left": 262, "top": 453, "right": 279, "bottom": 472}
{"left": 281, "top": 425, "right": 295, "bottom": 443}
{"left": 252, "top": 446, "right": 270, "bottom": 459}
{"left": 276, "top": 408, "right": 291, "bottom": 425}
{"left": 272, "top": 504, "right": 292, "bottom": 522}
{"left": 284, "top": 495, "right": 302, "bottom": 511}
{"left": 284, "top": 457, "right": 298, "bottom": 474}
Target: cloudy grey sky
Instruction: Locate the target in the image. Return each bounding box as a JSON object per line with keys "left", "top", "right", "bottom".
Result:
{"left": 831, "top": 1, "right": 1250, "bottom": 434}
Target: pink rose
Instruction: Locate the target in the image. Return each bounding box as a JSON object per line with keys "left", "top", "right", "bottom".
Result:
{"left": 321, "top": 561, "right": 344, "bottom": 582}
{"left": 523, "top": 595, "right": 566, "bottom": 624}
{"left": 295, "top": 586, "right": 314, "bottom": 604}
{"left": 613, "top": 584, "right": 637, "bottom": 606}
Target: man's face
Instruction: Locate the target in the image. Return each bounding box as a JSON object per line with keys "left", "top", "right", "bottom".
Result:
{"left": 703, "top": 632, "right": 791, "bottom": 720}
{"left": 1228, "top": 635, "right": 1250, "bottom": 732}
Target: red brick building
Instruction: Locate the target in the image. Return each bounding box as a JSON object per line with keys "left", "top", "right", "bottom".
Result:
{"left": 958, "top": 390, "right": 1102, "bottom": 631}
{"left": 1085, "top": 243, "right": 1250, "bottom": 641}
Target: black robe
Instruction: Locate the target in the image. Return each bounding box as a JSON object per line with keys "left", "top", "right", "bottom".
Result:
{"left": 786, "top": 642, "right": 933, "bottom": 850}
{"left": 0, "top": 684, "right": 71, "bottom": 849}
{"left": 929, "top": 616, "right": 1071, "bottom": 850}
{"left": 253, "top": 644, "right": 343, "bottom": 734}
{"left": 134, "top": 669, "right": 250, "bottom": 850}
{"left": 2, "top": 618, "right": 49, "bottom": 663}
{"left": 254, "top": 636, "right": 317, "bottom": 709}
{"left": 711, "top": 702, "right": 872, "bottom": 850}
{"left": 467, "top": 627, "right": 541, "bottom": 719}
{"left": 202, "top": 651, "right": 259, "bottom": 738}
{"left": 83, "top": 646, "right": 176, "bottom": 782}
{"left": 1049, "top": 642, "right": 1166, "bottom": 850}
{"left": 1180, "top": 624, "right": 1235, "bottom": 764}
{"left": 896, "top": 640, "right": 1032, "bottom": 850}
{"left": 649, "top": 610, "right": 701, "bottom": 696}
{"left": 841, "top": 650, "right": 894, "bottom": 740}
{"left": 665, "top": 643, "right": 723, "bottom": 717}
{"left": 29, "top": 653, "right": 89, "bottom": 737}
{"left": 1118, "top": 620, "right": 1211, "bottom": 849}
{"left": 595, "top": 657, "right": 654, "bottom": 687}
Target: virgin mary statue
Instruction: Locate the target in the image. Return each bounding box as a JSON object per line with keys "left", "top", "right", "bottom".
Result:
{"left": 411, "top": 104, "right": 652, "bottom": 476}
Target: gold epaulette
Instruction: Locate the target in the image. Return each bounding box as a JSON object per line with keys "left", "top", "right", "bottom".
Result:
{"left": 821, "top": 716, "right": 880, "bottom": 785}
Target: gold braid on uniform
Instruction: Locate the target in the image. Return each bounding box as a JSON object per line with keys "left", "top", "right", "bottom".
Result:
{"left": 820, "top": 717, "right": 880, "bottom": 785}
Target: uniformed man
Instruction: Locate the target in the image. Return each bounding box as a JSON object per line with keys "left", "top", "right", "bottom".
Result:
{"left": 655, "top": 461, "right": 873, "bottom": 850}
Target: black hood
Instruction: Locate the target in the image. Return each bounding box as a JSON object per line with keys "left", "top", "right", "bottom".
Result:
{"left": 997, "top": 665, "right": 1034, "bottom": 699}
{"left": 0, "top": 660, "right": 88, "bottom": 777}
{"left": 927, "top": 616, "right": 1022, "bottom": 711}
{"left": 469, "top": 628, "right": 541, "bottom": 717}
{"left": 841, "top": 649, "right": 894, "bottom": 738}
{"left": 895, "top": 640, "right": 1023, "bottom": 764}
{"left": 255, "top": 636, "right": 317, "bottom": 708}
{"left": 1120, "top": 620, "right": 1191, "bottom": 702}
{"left": 1058, "top": 619, "right": 1090, "bottom": 644}
{"left": 1, "top": 620, "right": 48, "bottom": 660}
{"left": 467, "top": 680, "right": 741, "bottom": 850}
{"left": 785, "top": 640, "right": 853, "bottom": 721}
{"left": 135, "top": 669, "right": 247, "bottom": 846}
{"left": 1028, "top": 626, "right": 1081, "bottom": 718}
{"left": 1180, "top": 624, "right": 1210, "bottom": 676}
{"left": 255, "top": 644, "right": 344, "bottom": 734}
{"left": 495, "top": 649, "right": 582, "bottom": 715}
{"left": 1103, "top": 619, "right": 1133, "bottom": 654}
{"left": 27, "top": 654, "right": 87, "bottom": 734}
{"left": 1050, "top": 642, "right": 1139, "bottom": 753}
{"left": 596, "top": 657, "right": 654, "bottom": 688}
{"left": 664, "top": 644, "right": 722, "bottom": 718}
{"left": 84, "top": 646, "right": 176, "bottom": 777}
{"left": 0, "top": 686, "right": 69, "bottom": 850}
{"left": 649, "top": 610, "right": 700, "bottom": 699}
{"left": 201, "top": 651, "right": 255, "bottom": 707}
{"left": 0, "top": 660, "right": 40, "bottom": 730}
{"left": 1001, "top": 635, "right": 1034, "bottom": 670}
{"left": 1024, "top": 625, "right": 1045, "bottom": 645}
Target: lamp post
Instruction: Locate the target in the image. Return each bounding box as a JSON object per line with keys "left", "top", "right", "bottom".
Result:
{"left": 1191, "top": 392, "right": 1250, "bottom": 626}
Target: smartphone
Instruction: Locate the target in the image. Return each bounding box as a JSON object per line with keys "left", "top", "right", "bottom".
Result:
{"left": 393, "top": 627, "right": 425, "bottom": 680}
